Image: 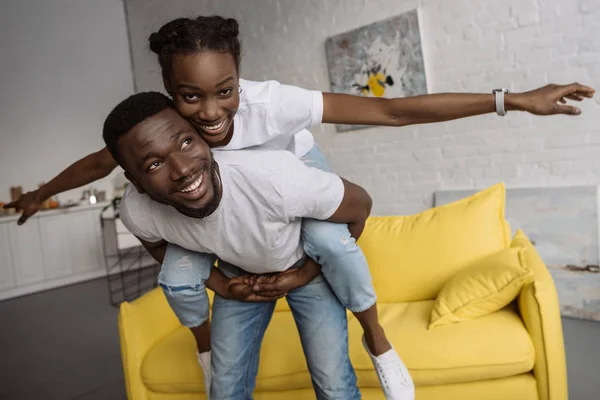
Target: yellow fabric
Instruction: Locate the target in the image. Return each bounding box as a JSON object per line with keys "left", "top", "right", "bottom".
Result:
{"left": 119, "top": 183, "right": 566, "bottom": 400}
{"left": 514, "top": 230, "right": 568, "bottom": 400}
{"left": 144, "top": 374, "right": 538, "bottom": 400}
{"left": 357, "top": 182, "right": 510, "bottom": 302}
{"left": 119, "top": 289, "right": 182, "bottom": 400}
{"left": 429, "top": 247, "right": 534, "bottom": 329}
{"left": 403, "top": 373, "right": 538, "bottom": 400}
{"left": 142, "top": 328, "right": 205, "bottom": 393}
{"left": 350, "top": 301, "right": 534, "bottom": 387}
{"left": 142, "top": 300, "right": 534, "bottom": 392}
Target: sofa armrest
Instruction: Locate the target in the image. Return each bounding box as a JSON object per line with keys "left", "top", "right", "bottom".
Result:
{"left": 514, "top": 230, "right": 568, "bottom": 400}
{"left": 119, "top": 287, "right": 182, "bottom": 400}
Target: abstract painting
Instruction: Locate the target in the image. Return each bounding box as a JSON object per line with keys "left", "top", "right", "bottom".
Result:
{"left": 325, "top": 9, "right": 428, "bottom": 132}
{"left": 435, "top": 185, "right": 600, "bottom": 322}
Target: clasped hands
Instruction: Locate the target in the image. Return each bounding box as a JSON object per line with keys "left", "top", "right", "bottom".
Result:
{"left": 223, "top": 259, "right": 320, "bottom": 302}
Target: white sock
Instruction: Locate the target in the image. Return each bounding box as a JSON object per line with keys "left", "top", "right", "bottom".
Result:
{"left": 197, "top": 350, "right": 212, "bottom": 398}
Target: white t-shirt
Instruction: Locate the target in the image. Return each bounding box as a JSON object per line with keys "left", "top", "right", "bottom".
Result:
{"left": 218, "top": 79, "right": 323, "bottom": 157}
{"left": 119, "top": 149, "right": 344, "bottom": 274}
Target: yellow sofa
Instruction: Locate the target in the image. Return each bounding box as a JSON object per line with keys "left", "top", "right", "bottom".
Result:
{"left": 118, "top": 183, "right": 568, "bottom": 400}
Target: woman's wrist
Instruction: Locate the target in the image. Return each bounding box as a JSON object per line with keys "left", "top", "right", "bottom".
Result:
{"left": 504, "top": 93, "right": 526, "bottom": 112}
{"left": 297, "top": 258, "right": 322, "bottom": 284}
{"left": 205, "top": 268, "right": 229, "bottom": 298}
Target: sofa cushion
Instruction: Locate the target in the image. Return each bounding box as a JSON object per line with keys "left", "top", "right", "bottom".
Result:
{"left": 141, "top": 300, "right": 534, "bottom": 393}
{"left": 357, "top": 183, "right": 511, "bottom": 303}
{"left": 350, "top": 301, "right": 535, "bottom": 388}
{"left": 429, "top": 247, "right": 535, "bottom": 329}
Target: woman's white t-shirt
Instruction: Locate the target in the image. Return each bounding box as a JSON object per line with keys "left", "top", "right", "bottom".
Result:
{"left": 216, "top": 79, "right": 324, "bottom": 157}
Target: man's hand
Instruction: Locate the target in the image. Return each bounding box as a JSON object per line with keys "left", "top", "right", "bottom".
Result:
{"left": 3, "top": 190, "right": 44, "bottom": 225}
{"left": 508, "top": 83, "right": 595, "bottom": 116}
{"left": 224, "top": 275, "right": 286, "bottom": 302}
{"left": 246, "top": 259, "right": 322, "bottom": 298}
{"left": 242, "top": 269, "right": 302, "bottom": 298}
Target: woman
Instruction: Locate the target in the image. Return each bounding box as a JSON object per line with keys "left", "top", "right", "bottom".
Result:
{"left": 5, "top": 15, "right": 594, "bottom": 400}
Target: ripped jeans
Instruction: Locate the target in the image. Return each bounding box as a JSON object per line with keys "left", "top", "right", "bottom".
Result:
{"left": 159, "top": 144, "right": 377, "bottom": 328}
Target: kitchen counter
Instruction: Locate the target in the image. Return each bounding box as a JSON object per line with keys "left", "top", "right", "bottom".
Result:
{"left": 0, "top": 201, "right": 111, "bottom": 224}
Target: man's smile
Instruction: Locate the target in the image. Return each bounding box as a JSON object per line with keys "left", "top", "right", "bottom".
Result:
{"left": 173, "top": 168, "right": 210, "bottom": 201}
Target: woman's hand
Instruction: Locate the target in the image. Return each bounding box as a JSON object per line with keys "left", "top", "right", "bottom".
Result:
{"left": 246, "top": 258, "right": 323, "bottom": 298}
{"left": 224, "top": 275, "right": 286, "bottom": 302}
{"left": 243, "top": 269, "right": 302, "bottom": 298}
{"left": 508, "top": 83, "right": 595, "bottom": 116}
{"left": 3, "top": 190, "right": 44, "bottom": 225}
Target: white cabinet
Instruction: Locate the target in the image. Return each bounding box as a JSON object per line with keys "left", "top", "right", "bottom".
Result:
{"left": 55, "top": 210, "right": 103, "bottom": 275}
{"left": 39, "top": 214, "right": 72, "bottom": 280}
{"left": 9, "top": 219, "right": 45, "bottom": 286}
{"left": 0, "top": 224, "right": 15, "bottom": 290}
{"left": 0, "top": 202, "right": 110, "bottom": 300}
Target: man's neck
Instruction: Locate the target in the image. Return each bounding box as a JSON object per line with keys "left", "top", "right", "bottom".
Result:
{"left": 202, "top": 162, "right": 223, "bottom": 218}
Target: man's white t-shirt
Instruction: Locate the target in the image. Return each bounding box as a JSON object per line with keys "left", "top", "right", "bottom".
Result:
{"left": 119, "top": 149, "right": 344, "bottom": 274}
{"left": 219, "top": 79, "right": 323, "bottom": 157}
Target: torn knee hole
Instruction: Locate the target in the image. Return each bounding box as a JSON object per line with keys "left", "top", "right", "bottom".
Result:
{"left": 162, "top": 284, "right": 203, "bottom": 296}
{"left": 172, "top": 256, "right": 194, "bottom": 270}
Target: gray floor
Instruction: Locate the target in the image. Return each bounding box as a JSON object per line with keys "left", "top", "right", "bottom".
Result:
{"left": 0, "top": 279, "right": 126, "bottom": 400}
{"left": 0, "top": 279, "right": 599, "bottom": 400}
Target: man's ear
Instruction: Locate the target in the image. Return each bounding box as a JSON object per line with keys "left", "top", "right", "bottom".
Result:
{"left": 124, "top": 171, "right": 146, "bottom": 194}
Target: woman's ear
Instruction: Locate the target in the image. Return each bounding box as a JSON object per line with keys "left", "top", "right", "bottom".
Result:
{"left": 162, "top": 72, "right": 173, "bottom": 97}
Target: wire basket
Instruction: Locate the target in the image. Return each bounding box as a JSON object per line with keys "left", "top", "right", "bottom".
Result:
{"left": 100, "top": 199, "right": 159, "bottom": 306}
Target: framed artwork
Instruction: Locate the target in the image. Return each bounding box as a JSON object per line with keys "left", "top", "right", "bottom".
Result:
{"left": 325, "top": 9, "right": 428, "bottom": 132}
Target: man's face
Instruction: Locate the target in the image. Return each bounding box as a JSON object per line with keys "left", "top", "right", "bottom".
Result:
{"left": 118, "top": 108, "right": 219, "bottom": 218}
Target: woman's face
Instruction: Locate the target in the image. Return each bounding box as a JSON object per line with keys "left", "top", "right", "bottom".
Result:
{"left": 168, "top": 51, "right": 240, "bottom": 146}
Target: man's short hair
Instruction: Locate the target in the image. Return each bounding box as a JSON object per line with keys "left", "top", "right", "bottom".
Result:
{"left": 102, "top": 92, "right": 175, "bottom": 165}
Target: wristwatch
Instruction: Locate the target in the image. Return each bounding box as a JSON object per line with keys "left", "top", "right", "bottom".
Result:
{"left": 492, "top": 88, "right": 509, "bottom": 116}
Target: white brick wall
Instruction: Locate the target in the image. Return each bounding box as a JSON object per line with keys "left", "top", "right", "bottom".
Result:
{"left": 125, "top": 0, "right": 600, "bottom": 215}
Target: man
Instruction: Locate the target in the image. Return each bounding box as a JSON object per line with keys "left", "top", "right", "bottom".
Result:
{"left": 103, "top": 91, "right": 376, "bottom": 399}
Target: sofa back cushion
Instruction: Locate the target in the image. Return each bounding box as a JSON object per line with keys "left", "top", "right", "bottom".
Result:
{"left": 357, "top": 183, "right": 511, "bottom": 303}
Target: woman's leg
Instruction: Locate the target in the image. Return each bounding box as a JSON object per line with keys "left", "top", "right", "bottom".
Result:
{"left": 300, "top": 145, "right": 415, "bottom": 399}
{"left": 160, "top": 244, "right": 217, "bottom": 348}
{"left": 301, "top": 219, "right": 385, "bottom": 351}
{"left": 159, "top": 244, "right": 217, "bottom": 394}
{"left": 299, "top": 145, "right": 386, "bottom": 352}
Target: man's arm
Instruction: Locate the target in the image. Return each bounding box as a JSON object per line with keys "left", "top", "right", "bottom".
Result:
{"left": 250, "top": 179, "right": 372, "bottom": 297}
{"left": 253, "top": 165, "right": 373, "bottom": 296}
{"left": 138, "top": 238, "right": 168, "bottom": 264}
{"left": 325, "top": 179, "right": 372, "bottom": 240}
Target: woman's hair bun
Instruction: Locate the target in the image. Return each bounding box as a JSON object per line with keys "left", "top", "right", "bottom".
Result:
{"left": 220, "top": 18, "right": 239, "bottom": 38}
{"left": 148, "top": 31, "right": 165, "bottom": 54}
{"left": 148, "top": 18, "right": 189, "bottom": 54}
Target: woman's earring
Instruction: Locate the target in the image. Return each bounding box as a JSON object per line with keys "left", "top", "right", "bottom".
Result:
{"left": 239, "top": 86, "right": 243, "bottom": 94}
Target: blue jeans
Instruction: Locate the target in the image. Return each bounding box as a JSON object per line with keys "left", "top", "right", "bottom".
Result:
{"left": 158, "top": 250, "right": 216, "bottom": 327}
{"left": 158, "top": 145, "right": 377, "bottom": 327}
{"left": 211, "top": 262, "right": 360, "bottom": 400}
{"left": 299, "top": 145, "right": 377, "bottom": 313}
